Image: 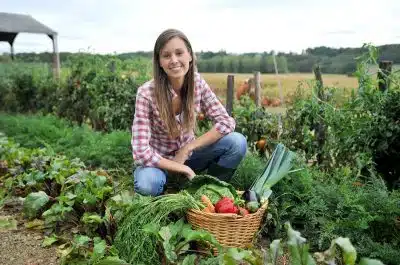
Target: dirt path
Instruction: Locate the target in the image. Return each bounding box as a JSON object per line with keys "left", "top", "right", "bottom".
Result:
{"left": 0, "top": 202, "right": 59, "bottom": 265}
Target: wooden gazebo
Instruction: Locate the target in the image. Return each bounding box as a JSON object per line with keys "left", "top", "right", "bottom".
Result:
{"left": 0, "top": 12, "right": 60, "bottom": 78}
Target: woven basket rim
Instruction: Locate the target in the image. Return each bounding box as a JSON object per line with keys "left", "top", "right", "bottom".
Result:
{"left": 188, "top": 200, "right": 269, "bottom": 219}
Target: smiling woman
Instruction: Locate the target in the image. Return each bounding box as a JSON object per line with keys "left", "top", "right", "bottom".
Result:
{"left": 130, "top": 29, "right": 247, "bottom": 196}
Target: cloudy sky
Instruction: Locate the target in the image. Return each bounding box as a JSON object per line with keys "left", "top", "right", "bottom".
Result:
{"left": 1, "top": 0, "right": 399, "bottom": 54}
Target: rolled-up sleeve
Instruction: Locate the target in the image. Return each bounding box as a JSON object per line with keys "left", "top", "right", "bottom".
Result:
{"left": 199, "top": 77, "right": 235, "bottom": 134}
{"left": 131, "top": 91, "right": 162, "bottom": 167}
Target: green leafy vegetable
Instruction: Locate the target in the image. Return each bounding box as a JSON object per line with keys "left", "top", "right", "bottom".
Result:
{"left": 144, "top": 218, "right": 222, "bottom": 264}
{"left": 193, "top": 183, "right": 234, "bottom": 204}
{"left": 114, "top": 191, "right": 203, "bottom": 265}
{"left": 249, "top": 143, "right": 296, "bottom": 203}
{"left": 185, "top": 174, "right": 239, "bottom": 203}
{"left": 23, "top": 191, "right": 50, "bottom": 219}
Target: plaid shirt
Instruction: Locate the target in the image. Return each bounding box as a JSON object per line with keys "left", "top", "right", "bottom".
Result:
{"left": 131, "top": 72, "right": 235, "bottom": 167}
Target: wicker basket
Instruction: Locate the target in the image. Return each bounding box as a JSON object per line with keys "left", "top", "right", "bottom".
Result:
{"left": 186, "top": 200, "right": 268, "bottom": 249}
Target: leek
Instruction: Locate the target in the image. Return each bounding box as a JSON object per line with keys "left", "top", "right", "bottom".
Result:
{"left": 248, "top": 143, "right": 296, "bottom": 204}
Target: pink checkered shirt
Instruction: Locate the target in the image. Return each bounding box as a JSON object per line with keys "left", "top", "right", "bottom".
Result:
{"left": 131, "top": 72, "right": 235, "bottom": 167}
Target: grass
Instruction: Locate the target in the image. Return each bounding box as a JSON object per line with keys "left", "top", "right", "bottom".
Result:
{"left": 0, "top": 113, "right": 133, "bottom": 172}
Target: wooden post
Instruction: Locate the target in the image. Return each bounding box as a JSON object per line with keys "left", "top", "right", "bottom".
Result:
{"left": 9, "top": 42, "right": 14, "bottom": 61}
{"left": 109, "top": 60, "right": 116, "bottom": 73}
{"left": 226, "top": 75, "right": 234, "bottom": 116}
{"left": 50, "top": 34, "right": 60, "bottom": 79}
{"left": 272, "top": 51, "right": 284, "bottom": 107}
{"left": 254, "top": 71, "right": 261, "bottom": 107}
{"left": 313, "top": 65, "right": 324, "bottom": 100}
{"left": 377, "top": 60, "right": 392, "bottom": 92}
{"left": 313, "top": 64, "right": 326, "bottom": 166}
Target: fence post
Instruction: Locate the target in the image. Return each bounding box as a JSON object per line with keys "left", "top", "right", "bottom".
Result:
{"left": 109, "top": 60, "right": 116, "bottom": 73}
{"left": 314, "top": 65, "right": 324, "bottom": 100}
{"left": 226, "top": 75, "right": 234, "bottom": 116}
{"left": 377, "top": 60, "right": 392, "bottom": 92}
{"left": 313, "top": 64, "right": 326, "bottom": 166}
{"left": 254, "top": 71, "right": 261, "bottom": 107}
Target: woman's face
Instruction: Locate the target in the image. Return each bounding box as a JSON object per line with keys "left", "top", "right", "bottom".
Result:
{"left": 159, "top": 37, "right": 192, "bottom": 81}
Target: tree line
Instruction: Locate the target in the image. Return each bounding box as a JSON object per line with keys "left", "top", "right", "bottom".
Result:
{"left": 1, "top": 44, "right": 399, "bottom": 75}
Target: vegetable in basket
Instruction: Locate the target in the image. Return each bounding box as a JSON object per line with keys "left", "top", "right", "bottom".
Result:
{"left": 243, "top": 143, "right": 297, "bottom": 212}
{"left": 215, "top": 197, "right": 238, "bottom": 214}
{"left": 185, "top": 175, "right": 240, "bottom": 204}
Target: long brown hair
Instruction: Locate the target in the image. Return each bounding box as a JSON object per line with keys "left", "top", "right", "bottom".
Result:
{"left": 153, "top": 29, "right": 196, "bottom": 138}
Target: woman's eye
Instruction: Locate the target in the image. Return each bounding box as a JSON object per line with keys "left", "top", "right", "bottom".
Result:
{"left": 162, "top": 54, "right": 170, "bottom": 58}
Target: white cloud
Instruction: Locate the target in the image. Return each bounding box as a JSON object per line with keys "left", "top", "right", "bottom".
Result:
{"left": 1, "top": 0, "right": 399, "bottom": 54}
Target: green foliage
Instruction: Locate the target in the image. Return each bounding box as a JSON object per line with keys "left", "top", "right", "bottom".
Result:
{"left": 270, "top": 223, "right": 386, "bottom": 265}
{"left": 0, "top": 134, "right": 129, "bottom": 263}
{"left": 0, "top": 55, "right": 151, "bottom": 132}
{"left": 233, "top": 95, "right": 280, "bottom": 145}
{"left": 146, "top": 219, "right": 265, "bottom": 265}
{"left": 56, "top": 234, "right": 125, "bottom": 265}
{"left": 266, "top": 165, "right": 400, "bottom": 265}
{"left": 231, "top": 152, "right": 266, "bottom": 190}
{"left": 0, "top": 113, "right": 132, "bottom": 171}
{"left": 57, "top": 55, "right": 151, "bottom": 131}
{"left": 281, "top": 44, "right": 400, "bottom": 187}
{"left": 0, "top": 63, "right": 60, "bottom": 114}
{"left": 114, "top": 192, "right": 203, "bottom": 265}
{"left": 143, "top": 218, "right": 222, "bottom": 264}
{"left": 197, "top": 54, "right": 289, "bottom": 74}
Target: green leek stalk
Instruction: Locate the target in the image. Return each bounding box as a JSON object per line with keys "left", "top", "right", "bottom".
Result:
{"left": 247, "top": 143, "right": 296, "bottom": 205}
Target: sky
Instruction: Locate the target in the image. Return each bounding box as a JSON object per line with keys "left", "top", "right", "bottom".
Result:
{"left": 1, "top": 0, "right": 399, "bottom": 55}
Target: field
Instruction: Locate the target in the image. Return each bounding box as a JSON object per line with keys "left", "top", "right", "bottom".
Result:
{"left": 202, "top": 72, "right": 359, "bottom": 100}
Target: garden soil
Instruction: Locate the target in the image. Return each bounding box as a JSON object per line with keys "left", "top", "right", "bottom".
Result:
{"left": 0, "top": 201, "right": 59, "bottom": 265}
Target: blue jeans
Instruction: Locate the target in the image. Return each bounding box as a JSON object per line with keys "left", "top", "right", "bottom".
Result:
{"left": 133, "top": 132, "right": 247, "bottom": 196}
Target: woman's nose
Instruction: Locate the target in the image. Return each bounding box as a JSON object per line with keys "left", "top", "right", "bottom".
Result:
{"left": 170, "top": 54, "right": 178, "bottom": 63}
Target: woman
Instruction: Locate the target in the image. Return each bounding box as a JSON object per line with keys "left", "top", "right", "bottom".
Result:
{"left": 131, "top": 29, "right": 247, "bottom": 196}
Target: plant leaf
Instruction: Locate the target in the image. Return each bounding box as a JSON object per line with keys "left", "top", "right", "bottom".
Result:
{"left": 81, "top": 213, "right": 103, "bottom": 224}
{"left": 359, "top": 258, "right": 385, "bottom": 265}
{"left": 332, "top": 237, "right": 357, "bottom": 265}
{"left": 25, "top": 219, "right": 45, "bottom": 230}
{"left": 159, "top": 226, "right": 172, "bottom": 242}
{"left": 92, "top": 237, "right": 107, "bottom": 262}
{"left": 285, "top": 222, "right": 316, "bottom": 265}
{"left": 181, "top": 226, "right": 221, "bottom": 250}
{"left": 74, "top": 235, "right": 91, "bottom": 247}
{"left": 23, "top": 191, "right": 49, "bottom": 219}
{"left": 163, "top": 239, "right": 178, "bottom": 262}
{"left": 269, "top": 239, "right": 282, "bottom": 265}
{"left": 95, "top": 256, "right": 130, "bottom": 265}
{"left": 42, "top": 235, "right": 58, "bottom": 247}
{"left": 142, "top": 223, "right": 161, "bottom": 237}
{"left": 181, "top": 254, "right": 197, "bottom": 265}
{"left": 0, "top": 216, "right": 17, "bottom": 232}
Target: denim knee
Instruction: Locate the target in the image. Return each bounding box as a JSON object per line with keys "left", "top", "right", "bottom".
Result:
{"left": 133, "top": 166, "right": 166, "bottom": 196}
{"left": 218, "top": 132, "right": 247, "bottom": 168}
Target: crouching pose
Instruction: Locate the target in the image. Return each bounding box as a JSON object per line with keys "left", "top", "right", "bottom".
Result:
{"left": 131, "top": 29, "right": 247, "bottom": 196}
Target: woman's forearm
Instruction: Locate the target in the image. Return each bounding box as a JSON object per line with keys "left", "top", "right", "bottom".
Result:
{"left": 157, "top": 156, "right": 191, "bottom": 174}
{"left": 189, "top": 126, "right": 223, "bottom": 151}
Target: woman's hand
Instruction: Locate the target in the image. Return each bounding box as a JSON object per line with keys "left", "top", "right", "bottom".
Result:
{"left": 173, "top": 144, "right": 194, "bottom": 164}
{"left": 182, "top": 165, "right": 196, "bottom": 180}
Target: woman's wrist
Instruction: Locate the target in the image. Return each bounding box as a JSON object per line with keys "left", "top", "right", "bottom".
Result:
{"left": 157, "top": 157, "right": 191, "bottom": 174}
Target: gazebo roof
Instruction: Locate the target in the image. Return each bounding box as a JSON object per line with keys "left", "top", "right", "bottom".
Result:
{"left": 0, "top": 12, "right": 57, "bottom": 43}
{"left": 0, "top": 12, "right": 60, "bottom": 78}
